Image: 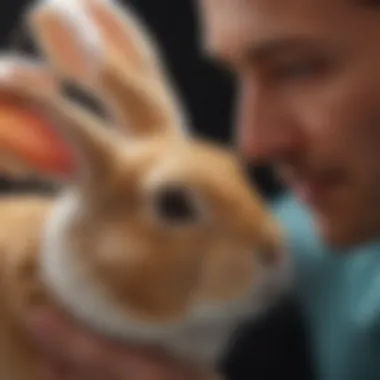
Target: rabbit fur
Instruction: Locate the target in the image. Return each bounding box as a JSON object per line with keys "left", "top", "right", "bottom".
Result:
{"left": 0, "top": 0, "right": 291, "bottom": 378}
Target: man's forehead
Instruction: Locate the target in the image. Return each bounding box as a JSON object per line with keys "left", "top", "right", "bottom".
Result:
{"left": 198, "top": 0, "right": 353, "bottom": 62}
{"left": 199, "top": 0, "right": 344, "bottom": 21}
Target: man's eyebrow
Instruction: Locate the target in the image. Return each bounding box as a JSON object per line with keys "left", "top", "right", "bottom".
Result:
{"left": 245, "top": 37, "right": 324, "bottom": 64}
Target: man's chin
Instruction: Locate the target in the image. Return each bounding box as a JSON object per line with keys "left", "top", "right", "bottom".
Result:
{"left": 314, "top": 217, "right": 377, "bottom": 252}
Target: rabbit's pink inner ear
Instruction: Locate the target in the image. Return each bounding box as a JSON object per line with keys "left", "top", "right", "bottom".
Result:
{"left": 84, "top": 0, "right": 155, "bottom": 73}
{"left": 0, "top": 99, "right": 75, "bottom": 177}
{"left": 29, "top": 0, "right": 185, "bottom": 138}
{"left": 29, "top": 4, "right": 100, "bottom": 87}
{"left": 85, "top": 0, "right": 187, "bottom": 136}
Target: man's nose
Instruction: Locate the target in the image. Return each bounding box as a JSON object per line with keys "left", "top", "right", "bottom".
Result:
{"left": 235, "top": 85, "right": 304, "bottom": 164}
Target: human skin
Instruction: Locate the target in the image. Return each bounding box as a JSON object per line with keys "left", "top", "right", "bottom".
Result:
{"left": 27, "top": 1, "right": 380, "bottom": 379}
{"left": 199, "top": 0, "right": 380, "bottom": 248}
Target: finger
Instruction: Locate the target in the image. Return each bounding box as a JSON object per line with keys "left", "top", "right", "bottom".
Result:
{"left": 107, "top": 348, "right": 201, "bottom": 380}
{"left": 37, "top": 362, "right": 70, "bottom": 380}
{"left": 38, "top": 368, "right": 60, "bottom": 380}
{"left": 37, "top": 358, "right": 112, "bottom": 380}
{"left": 27, "top": 308, "right": 110, "bottom": 367}
{"left": 26, "top": 307, "right": 146, "bottom": 378}
{"left": 27, "top": 308, "right": 209, "bottom": 380}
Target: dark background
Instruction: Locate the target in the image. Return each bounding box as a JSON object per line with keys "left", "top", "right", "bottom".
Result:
{"left": 0, "top": 1, "right": 314, "bottom": 379}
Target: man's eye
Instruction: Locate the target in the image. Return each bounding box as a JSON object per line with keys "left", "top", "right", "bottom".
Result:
{"left": 271, "top": 59, "right": 324, "bottom": 81}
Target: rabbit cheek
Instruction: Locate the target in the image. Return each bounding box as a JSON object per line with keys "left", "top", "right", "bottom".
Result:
{"left": 196, "top": 245, "right": 256, "bottom": 303}
{"left": 75, "top": 228, "right": 199, "bottom": 323}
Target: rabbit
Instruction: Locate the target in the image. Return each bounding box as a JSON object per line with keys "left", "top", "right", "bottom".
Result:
{"left": 0, "top": 0, "right": 291, "bottom": 378}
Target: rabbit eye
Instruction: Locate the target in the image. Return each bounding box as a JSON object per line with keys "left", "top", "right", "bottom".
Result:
{"left": 153, "top": 186, "right": 201, "bottom": 224}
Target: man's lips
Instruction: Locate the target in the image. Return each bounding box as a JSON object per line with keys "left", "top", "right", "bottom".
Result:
{"left": 285, "top": 173, "right": 346, "bottom": 207}
{"left": 291, "top": 180, "right": 329, "bottom": 205}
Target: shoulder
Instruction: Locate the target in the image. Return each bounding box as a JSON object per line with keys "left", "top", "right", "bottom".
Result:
{"left": 269, "top": 193, "right": 336, "bottom": 292}
{"left": 269, "top": 193, "right": 380, "bottom": 289}
{"left": 270, "top": 192, "right": 380, "bottom": 258}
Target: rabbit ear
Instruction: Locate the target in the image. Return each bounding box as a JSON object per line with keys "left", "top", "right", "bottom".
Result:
{"left": 0, "top": 56, "right": 118, "bottom": 186}
{"left": 0, "top": 56, "right": 73, "bottom": 179}
{"left": 0, "top": 95, "right": 74, "bottom": 179}
{"left": 27, "top": 0, "right": 188, "bottom": 139}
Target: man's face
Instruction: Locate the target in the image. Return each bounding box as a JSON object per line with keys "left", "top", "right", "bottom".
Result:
{"left": 199, "top": 0, "right": 380, "bottom": 248}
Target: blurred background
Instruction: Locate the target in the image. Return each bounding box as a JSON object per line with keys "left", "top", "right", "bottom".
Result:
{"left": 0, "top": 1, "right": 313, "bottom": 379}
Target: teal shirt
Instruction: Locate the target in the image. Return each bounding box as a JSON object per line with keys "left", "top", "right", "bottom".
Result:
{"left": 273, "top": 194, "right": 380, "bottom": 380}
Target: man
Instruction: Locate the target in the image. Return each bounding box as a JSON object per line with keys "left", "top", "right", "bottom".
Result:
{"left": 26, "top": 0, "right": 380, "bottom": 379}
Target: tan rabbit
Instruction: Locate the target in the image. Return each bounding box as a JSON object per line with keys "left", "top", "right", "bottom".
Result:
{"left": 0, "top": 0, "right": 291, "bottom": 378}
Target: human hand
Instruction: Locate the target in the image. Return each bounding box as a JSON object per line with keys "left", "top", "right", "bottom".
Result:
{"left": 26, "top": 307, "right": 218, "bottom": 380}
